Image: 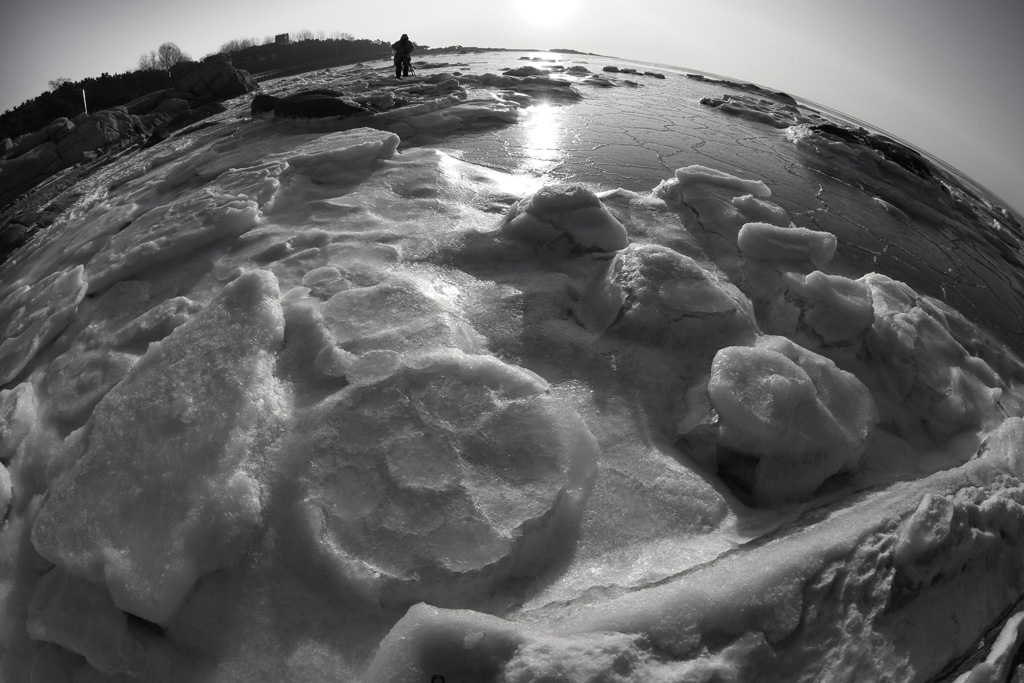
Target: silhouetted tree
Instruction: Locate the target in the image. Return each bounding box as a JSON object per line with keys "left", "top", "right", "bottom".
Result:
{"left": 138, "top": 42, "right": 191, "bottom": 71}
{"left": 157, "top": 42, "right": 191, "bottom": 70}
{"left": 48, "top": 78, "right": 71, "bottom": 91}
{"left": 138, "top": 52, "right": 160, "bottom": 71}
{"left": 219, "top": 37, "right": 259, "bottom": 54}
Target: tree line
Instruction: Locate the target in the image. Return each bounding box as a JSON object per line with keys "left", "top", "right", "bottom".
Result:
{"left": 1, "top": 33, "right": 404, "bottom": 143}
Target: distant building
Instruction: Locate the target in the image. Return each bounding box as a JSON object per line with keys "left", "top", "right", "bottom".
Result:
{"left": 275, "top": 34, "right": 290, "bottom": 46}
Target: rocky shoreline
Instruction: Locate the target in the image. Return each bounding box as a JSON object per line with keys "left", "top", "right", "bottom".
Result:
{"left": 0, "top": 56, "right": 259, "bottom": 262}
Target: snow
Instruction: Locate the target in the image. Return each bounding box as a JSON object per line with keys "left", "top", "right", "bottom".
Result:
{"left": 2, "top": 51, "right": 1024, "bottom": 682}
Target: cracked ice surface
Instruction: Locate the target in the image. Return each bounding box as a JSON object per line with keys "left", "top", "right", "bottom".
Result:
{"left": 2, "top": 50, "right": 1024, "bottom": 682}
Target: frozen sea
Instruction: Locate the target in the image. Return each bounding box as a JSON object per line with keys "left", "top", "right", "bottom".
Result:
{"left": 3, "top": 49, "right": 1024, "bottom": 682}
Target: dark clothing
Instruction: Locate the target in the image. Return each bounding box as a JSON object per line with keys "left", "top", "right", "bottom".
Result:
{"left": 392, "top": 38, "right": 413, "bottom": 78}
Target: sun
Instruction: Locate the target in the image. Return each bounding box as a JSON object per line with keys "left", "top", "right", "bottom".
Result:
{"left": 512, "top": 0, "right": 582, "bottom": 27}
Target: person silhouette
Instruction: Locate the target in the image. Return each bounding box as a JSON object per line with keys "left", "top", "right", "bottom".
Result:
{"left": 392, "top": 34, "right": 414, "bottom": 78}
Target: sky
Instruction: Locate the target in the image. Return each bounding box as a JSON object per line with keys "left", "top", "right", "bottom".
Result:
{"left": 1, "top": 0, "right": 1022, "bottom": 213}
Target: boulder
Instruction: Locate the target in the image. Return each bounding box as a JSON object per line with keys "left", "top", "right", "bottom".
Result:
{"left": 4, "top": 119, "right": 75, "bottom": 160}
{"left": 0, "top": 139, "right": 11, "bottom": 154}
{"left": 56, "top": 107, "right": 145, "bottom": 166}
{"left": 123, "top": 89, "right": 178, "bottom": 115}
{"left": 0, "top": 142, "right": 65, "bottom": 206}
{"left": 154, "top": 98, "right": 191, "bottom": 116}
{"left": 176, "top": 55, "right": 258, "bottom": 100}
{"left": 251, "top": 91, "right": 366, "bottom": 119}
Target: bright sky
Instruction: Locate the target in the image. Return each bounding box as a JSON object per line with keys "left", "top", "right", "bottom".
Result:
{"left": 2, "top": 0, "right": 1022, "bottom": 213}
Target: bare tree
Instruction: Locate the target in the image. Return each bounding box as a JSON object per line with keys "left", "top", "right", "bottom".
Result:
{"left": 220, "top": 37, "right": 258, "bottom": 54}
{"left": 138, "top": 42, "right": 191, "bottom": 71}
{"left": 157, "top": 42, "right": 191, "bottom": 70}
{"left": 48, "top": 78, "right": 71, "bottom": 91}
{"left": 138, "top": 51, "right": 160, "bottom": 71}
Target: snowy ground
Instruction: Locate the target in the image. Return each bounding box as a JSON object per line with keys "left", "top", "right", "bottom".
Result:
{"left": 2, "top": 50, "right": 1024, "bottom": 682}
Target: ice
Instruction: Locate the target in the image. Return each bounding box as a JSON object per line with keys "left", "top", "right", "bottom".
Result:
{"left": 0, "top": 462, "right": 9, "bottom": 521}
{"left": 2, "top": 52, "right": 1024, "bottom": 682}
{"left": 0, "top": 266, "right": 86, "bottom": 385}
{"left": 952, "top": 611, "right": 1024, "bottom": 683}
{"left": 83, "top": 189, "right": 259, "bottom": 294}
{"left": 283, "top": 350, "right": 598, "bottom": 608}
{"left": 318, "top": 277, "right": 485, "bottom": 358}
{"left": 499, "top": 183, "right": 629, "bottom": 254}
{"left": 708, "top": 335, "right": 877, "bottom": 503}
{"left": 580, "top": 243, "right": 757, "bottom": 349}
{"left": 737, "top": 222, "right": 837, "bottom": 268}
{"left": 0, "top": 383, "right": 35, "bottom": 462}
{"left": 31, "top": 270, "right": 286, "bottom": 625}
{"left": 27, "top": 567, "right": 172, "bottom": 679}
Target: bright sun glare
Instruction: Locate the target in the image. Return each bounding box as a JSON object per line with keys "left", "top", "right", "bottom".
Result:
{"left": 512, "top": 0, "right": 582, "bottom": 27}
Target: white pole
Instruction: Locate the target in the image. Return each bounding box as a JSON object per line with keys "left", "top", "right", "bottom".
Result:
{"left": 81, "top": 89, "right": 88, "bottom": 115}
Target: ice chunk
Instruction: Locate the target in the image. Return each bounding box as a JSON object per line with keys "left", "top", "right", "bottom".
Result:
{"left": 364, "top": 603, "right": 522, "bottom": 683}
{"left": 581, "top": 244, "right": 757, "bottom": 348}
{"left": 865, "top": 274, "right": 1003, "bottom": 441}
{"left": 653, "top": 166, "right": 775, "bottom": 248}
{"left": 893, "top": 481, "right": 1024, "bottom": 593}
{"left": 0, "top": 383, "right": 36, "bottom": 462}
{"left": 84, "top": 189, "right": 259, "bottom": 293}
{"left": 673, "top": 165, "right": 771, "bottom": 200}
{"left": 951, "top": 610, "right": 1024, "bottom": 683}
{"left": 287, "top": 350, "right": 598, "bottom": 607}
{"left": 0, "top": 266, "right": 87, "bottom": 386}
{"left": 31, "top": 270, "right": 286, "bottom": 624}
{"left": 737, "top": 222, "right": 837, "bottom": 268}
{"left": 0, "top": 461, "right": 10, "bottom": 520}
{"left": 499, "top": 184, "right": 629, "bottom": 254}
{"left": 707, "top": 335, "right": 877, "bottom": 503}
{"left": 785, "top": 271, "right": 875, "bottom": 345}
{"left": 731, "top": 194, "right": 790, "bottom": 225}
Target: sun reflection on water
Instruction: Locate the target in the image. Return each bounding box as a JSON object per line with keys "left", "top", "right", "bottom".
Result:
{"left": 522, "top": 103, "right": 565, "bottom": 175}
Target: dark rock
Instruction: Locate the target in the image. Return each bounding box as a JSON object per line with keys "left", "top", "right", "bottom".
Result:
{"left": 56, "top": 107, "right": 145, "bottom": 166}
{"left": 252, "top": 91, "right": 366, "bottom": 119}
{"left": 149, "top": 98, "right": 190, "bottom": 118}
{"left": 603, "top": 66, "right": 620, "bottom": 73}
{"left": 251, "top": 94, "right": 279, "bottom": 116}
{"left": 0, "top": 139, "right": 11, "bottom": 154}
{"left": 5, "top": 119, "right": 75, "bottom": 160}
{"left": 142, "top": 128, "right": 172, "bottom": 149}
{"left": 504, "top": 66, "right": 547, "bottom": 77}
{"left": 0, "top": 143, "right": 65, "bottom": 206}
{"left": 176, "top": 54, "right": 258, "bottom": 100}
{"left": 811, "top": 124, "right": 933, "bottom": 179}
{"left": 123, "top": 89, "right": 178, "bottom": 116}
